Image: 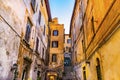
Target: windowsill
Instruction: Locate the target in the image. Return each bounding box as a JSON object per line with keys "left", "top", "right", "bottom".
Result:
{"left": 23, "top": 39, "right": 30, "bottom": 48}
{"left": 52, "top": 47, "right": 58, "bottom": 48}
{"left": 51, "top": 62, "right": 57, "bottom": 65}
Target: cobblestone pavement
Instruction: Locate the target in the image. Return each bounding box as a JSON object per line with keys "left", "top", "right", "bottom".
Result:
{"left": 62, "top": 66, "right": 76, "bottom": 80}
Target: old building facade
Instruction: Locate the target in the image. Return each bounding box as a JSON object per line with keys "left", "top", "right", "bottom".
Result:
{"left": 0, "top": 0, "right": 51, "bottom": 80}
{"left": 63, "top": 34, "right": 73, "bottom": 80}
{"left": 64, "top": 34, "right": 71, "bottom": 67}
{"left": 70, "top": 0, "right": 120, "bottom": 80}
{"left": 47, "top": 18, "right": 64, "bottom": 80}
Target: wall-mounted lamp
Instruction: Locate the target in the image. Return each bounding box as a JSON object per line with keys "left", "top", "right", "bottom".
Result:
{"left": 11, "top": 63, "right": 18, "bottom": 71}
{"left": 86, "top": 61, "right": 90, "bottom": 65}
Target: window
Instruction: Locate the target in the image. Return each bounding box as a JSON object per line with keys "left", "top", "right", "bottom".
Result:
{"left": 25, "top": 18, "right": 32, "bottom": 42}
{"left": 96, "top": 58, "right": 102, "bottom": 80}
{"left": 83, "top": 67, "right": 86, "bottom": 80}
{"left": 52, "top": 54, "right": 57, "bottom": 62}
{"left": 69, "top": 48, "right": 71, "bottom": 52}
{"left": 43, "top": 25, "right": 45, "bottom": 35}
{"left": 64, "top": 57, "right": 71, "bottom": 66}
{"left": 67, "top": 39, "right": 71, "bottom": 44}
{"left": 41, "top": 0, "right": 43, "bottom": 6}
{"left": 38, "top": 11, "right": 41, "bottom": 25}
{"left": 52, "top": 41, "right": 58, "bottom": 48}
{"left": 42, "top": 48, "right": 44, "bottom": 59}
{"left": 31, "top": 0, "right": 36, "bottom": 12}
{"left": 53, "top": 30, "right": 58, "bottom": 36}
{"left": 35, "top": 38, "right": 39, "bottom": 52}
{"left": 37, "top": 71, "right": 40, "bottom": 79}
{"left": 66, "top": 46, "right": 68, "bottom": 50}
{"left": 82, "top": 40, "right": 85, "bottom": 53}
{"left": 91, "top": 16, "right": 95, "bottom": 34}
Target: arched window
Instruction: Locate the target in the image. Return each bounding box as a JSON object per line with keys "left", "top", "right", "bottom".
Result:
{"left": 35, "top": 37, "right": 39, "bottom": 52}
{"left": 25, "top": 18, "right": 32, "bottom": 42}
{"left": 96, "top": 58, "right": 102, "bottom": 80}
{"left": 25, "top": 24, "right": 31, "bottom": 42}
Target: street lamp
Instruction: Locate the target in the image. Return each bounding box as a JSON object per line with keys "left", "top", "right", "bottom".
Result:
{"left": 11, "top": 63, "right": 18, "bottom": 70}
{"left": 11, "top": 63, "right": 18, "bottom": 80}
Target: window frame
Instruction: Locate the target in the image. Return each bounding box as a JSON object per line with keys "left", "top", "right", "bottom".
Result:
{"left": 67, "top": 39, "right": 71, "bottom": 44}
{"left": 35, "top": 37, "right": 39, "bottom": 52}
{"left": 42, "top": 48, "right": 44, "bottom": 59}
{"left": 96, "top": 58, "right": 102, "bottom": 80}
{"left": 52, "top": 41, "right": 58, "bottom": 48}
{"left": 43, "top": 25, "right": 45, "bottom": 36}
{"left": 53, "top": 30, "right": 58, "bottom": 36}
{"left": 83, "top": 67, "right": 86, "bottom": 80}
{"left": 38, "top": 11, "right": 41, "bottom": 25}
{"left": 25, "top": 18, "right": 32, "bottom": 42}
{"left": 52, "top": 54, "right": 57, "bottom": 62}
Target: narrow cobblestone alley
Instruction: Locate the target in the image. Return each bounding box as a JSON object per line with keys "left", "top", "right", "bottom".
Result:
{"left": 63, "top": 66, "right": 74, "bottom": 80}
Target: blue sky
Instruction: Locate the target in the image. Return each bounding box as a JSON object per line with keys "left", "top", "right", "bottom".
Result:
{"left": 49, "top": 0, "right": 75, "bottom": 34}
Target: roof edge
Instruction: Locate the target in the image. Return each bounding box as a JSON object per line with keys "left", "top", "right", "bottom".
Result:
{"left": 69, "top": 0, "right": 77, "bottom": 37}
{"left": 45, "top": 0, "right": 52, "bottom": 21}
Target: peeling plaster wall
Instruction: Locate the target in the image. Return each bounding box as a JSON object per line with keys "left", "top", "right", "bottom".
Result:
{"left": 0, "top": 0, "right": 50, "bottom": 79}
{"left": 0, "top": 14, "right": 21, "bottom": 80}
{"left": 0, "top": 0, "right": 25, "bottom": 79}
{"left": 99, "top": 28, "right": 120, "bottom": 80}
{"left": 0, "top": 20, "right": 20, "bottom": 79}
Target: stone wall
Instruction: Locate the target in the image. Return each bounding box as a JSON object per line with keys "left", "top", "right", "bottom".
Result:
{"left": 0, "top": 0, "right": 24, "bottom": 79}
{"left": 70, "top": 0, "right": 120, "bottom": 80}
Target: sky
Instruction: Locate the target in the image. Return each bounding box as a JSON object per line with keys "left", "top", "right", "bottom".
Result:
{"left": 49, "top": 0, "right": 75, "bottom": 34}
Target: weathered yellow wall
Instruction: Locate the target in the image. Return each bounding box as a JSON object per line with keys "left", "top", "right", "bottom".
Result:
{"left": 88, "top": 52, "right": 101, "bottom": 80}
{"left": 99, "top": 28, "right": 120, "bottom": 80}
{"left": 70, "top": 0, "right": 120, "bottom": 80}
{"left": 88, "top": 28, "right": 120, "bottom": 80}
{"left": 49, "top": 18, "right": 64, "bottom": 68}
{"left": 85, "top": 0, "right": 120, "bottom": 80}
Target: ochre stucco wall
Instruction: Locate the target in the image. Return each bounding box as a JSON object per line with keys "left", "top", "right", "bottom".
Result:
{"left": 99, "top": 28, "right": 120, "bottom": 80}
